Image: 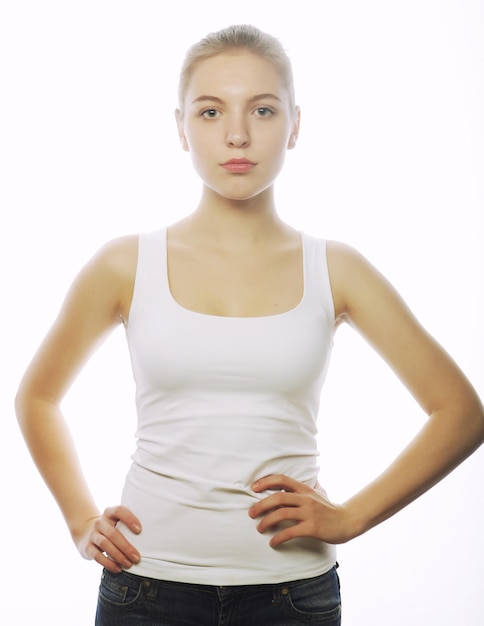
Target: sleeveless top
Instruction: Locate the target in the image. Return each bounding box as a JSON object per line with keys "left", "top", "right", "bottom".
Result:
{"left": 120, "top": 228, "right": 337, "bottom": 585}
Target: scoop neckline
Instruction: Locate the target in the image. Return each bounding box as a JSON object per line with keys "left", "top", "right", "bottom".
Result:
{"left": 164, "top": 229, "right": 307, "bottom": 320}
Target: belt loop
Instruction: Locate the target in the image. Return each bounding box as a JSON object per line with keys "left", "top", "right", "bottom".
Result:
{"left": 143, "top": 578, "right": 159, "bottom": 600}
{"left": 272, "top": 583, "right": 283, "bottom": 606}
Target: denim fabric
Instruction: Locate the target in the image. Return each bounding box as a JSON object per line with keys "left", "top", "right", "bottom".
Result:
{"left": 95, "top": 565, "right": 341, "bottom": 625}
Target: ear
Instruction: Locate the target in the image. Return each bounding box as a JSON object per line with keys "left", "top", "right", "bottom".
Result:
{"left": 287, "top": 106, "right": 301, "bottom": 150}
{"left": 175, "top": 108, "right": 189, "bottom": 152}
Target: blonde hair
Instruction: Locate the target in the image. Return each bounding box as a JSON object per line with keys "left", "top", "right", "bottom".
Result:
{"left": 177, "top": 24, "right": 296, "bottom": 113}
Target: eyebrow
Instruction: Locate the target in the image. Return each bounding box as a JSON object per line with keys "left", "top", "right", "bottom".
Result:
{"left": 191, "top": 93, "right": 282, "bottom": 105}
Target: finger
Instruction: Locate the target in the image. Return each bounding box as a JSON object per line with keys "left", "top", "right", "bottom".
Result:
{"left": 105, "top": 505, "right": 142, "bottom": 534}
{"left": 249, "top": 492, "right": 301, "bottom": 519}
{"left": 269, "top": 522, "right": 310, "bottom": 548}
{"left": 89, "top": 528, "right": 136, "bottom": 569}
{"left": 85, "top": 535, "right": 125, "bottom": 572}
{"left": 92, "top": 546, "right": 125, "bottom": 573}
{"left": 95, "top": 519, "right": 141, "bottom": 565}
{"left": 251, "top": 474, "right": 312, "bottom": 494}
{"left": 255, "top": 506, "right": 306, "bottom": 535}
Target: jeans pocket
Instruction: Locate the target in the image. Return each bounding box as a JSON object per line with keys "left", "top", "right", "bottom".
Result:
{"left": 281, "top": 568, "right": 342, "bottom": 623}
{"left": 98, "top": 569, "right": 144, "bottom": 607}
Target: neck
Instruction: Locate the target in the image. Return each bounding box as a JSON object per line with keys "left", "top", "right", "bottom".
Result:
{"left": 181, "top": 186, "right": 290, "bottom": 248}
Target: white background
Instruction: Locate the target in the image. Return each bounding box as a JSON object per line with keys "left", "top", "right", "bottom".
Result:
{"left": 1, "top": 1, "right": 483, "bottom": 624}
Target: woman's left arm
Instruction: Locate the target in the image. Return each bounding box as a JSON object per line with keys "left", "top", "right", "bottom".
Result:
{"left": 250, "top": 242, "right": 484, "bottom": 546}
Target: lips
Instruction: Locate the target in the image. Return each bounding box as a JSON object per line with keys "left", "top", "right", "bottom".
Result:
{"left": 221, "top": 158, "right": 256, "bottom": 173}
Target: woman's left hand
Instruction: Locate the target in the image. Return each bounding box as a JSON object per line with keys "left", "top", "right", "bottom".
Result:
{"left": 249, "top": 474, "right": 356, "bottom": 547}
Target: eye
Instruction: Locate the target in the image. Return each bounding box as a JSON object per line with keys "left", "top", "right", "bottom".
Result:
{"left": 254, "top": 107, "right": 275, "bottom": 117}
{"left": 201, "top": 108, "right": 221, "bottom": 119}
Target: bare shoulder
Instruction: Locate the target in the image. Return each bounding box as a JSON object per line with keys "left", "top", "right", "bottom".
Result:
{"left": 326, "top": 239, "right": 364, "bottom": 280}
{"left": 92, "top": 234, "right": 138, "bottom": 277}
{"left": 326, "top": 240, "right": 388, "bottom": 322}
{"left": 325, "top": 239, "right": 425, "bottom": 355}
{"left": 16, "top": 235, "right": 140, "bottom": 403}
{"left": 325, "top": 239, "right": 481, "bottom": 417}
{"left": 84, "top": 234, "right": 139, "bottom": 323}
{"left": 55, "top": 234, "right": 139, "bottom": 331}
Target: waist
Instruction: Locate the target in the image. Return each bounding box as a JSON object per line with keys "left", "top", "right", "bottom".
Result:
{"left": 119, "top": 463, "right": 334, "bottom": 585}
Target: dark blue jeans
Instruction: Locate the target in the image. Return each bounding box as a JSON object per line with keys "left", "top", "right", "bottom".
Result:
{"left": 95, "top": 565, "right": 341, "bottom": 625}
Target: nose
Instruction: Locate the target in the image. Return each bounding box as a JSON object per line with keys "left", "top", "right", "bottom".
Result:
{"left": 225, "top": 115, "right": 250, "bottom": 148}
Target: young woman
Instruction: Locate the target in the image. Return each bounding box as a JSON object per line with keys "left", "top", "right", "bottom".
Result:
{"left": 16, "top": 24, "right": 484, "bottom": 626}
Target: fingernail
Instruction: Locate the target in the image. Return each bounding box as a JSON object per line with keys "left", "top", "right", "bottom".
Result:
{"left": 252, "top": 481, "right": 259, "bottom": 489}
{"left": 133, "top": 524, "right": 141, "bottom": 533}
{"left": 130, "top": 553, "right": 140, "bottom": 563}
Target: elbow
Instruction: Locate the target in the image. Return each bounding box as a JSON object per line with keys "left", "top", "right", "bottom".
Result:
{"left": 475, "top": 401, "right": 484, "bottom": 446}
{"left": 433, "top": 392, "right": 484, "bottom": 461}
{"left": 15, "top": 384, "right": 31, "bottom": 432}
{"left": 15, "top": 378, "right": 62, "bottom": 438}
{"left": 14, "top": 379, "right": 42, "bottom": 434}
{"left": 462, "top": 395, "right": 484, "bottom": 454}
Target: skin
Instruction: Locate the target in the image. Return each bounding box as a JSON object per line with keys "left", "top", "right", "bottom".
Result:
{"left": 16, "top": 50, "right": 484, "bottom": 573}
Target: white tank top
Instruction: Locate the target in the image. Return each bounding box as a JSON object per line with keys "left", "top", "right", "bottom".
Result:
{"left": 120, "top": 228, "right": 337, "bottom": 585}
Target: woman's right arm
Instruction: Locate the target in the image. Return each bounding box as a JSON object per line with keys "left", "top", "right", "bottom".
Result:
{"left": 15, "top": 236, "right": 142, "bottom": 572}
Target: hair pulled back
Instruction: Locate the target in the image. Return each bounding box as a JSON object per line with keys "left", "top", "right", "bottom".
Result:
{"left": 178, "top": 24, "right": 296, "bottom": 113}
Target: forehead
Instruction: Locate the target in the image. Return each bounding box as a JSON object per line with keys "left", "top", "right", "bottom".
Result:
{"left": 185, "top": 51, "right": 286, "bottom": 101}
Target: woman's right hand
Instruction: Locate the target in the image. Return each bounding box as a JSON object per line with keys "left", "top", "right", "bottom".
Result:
{"left": 74, "top": 505, "right": 142, "bottom": 573}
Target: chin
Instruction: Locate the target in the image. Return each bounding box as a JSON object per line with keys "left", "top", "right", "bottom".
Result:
{"left": 210, "top": 182, "right": 273, "bottom": 203}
